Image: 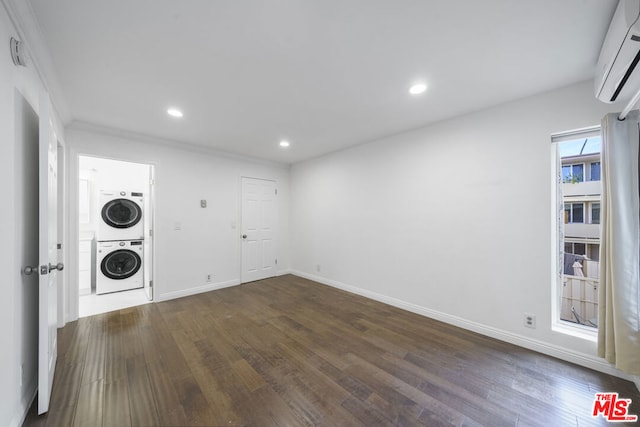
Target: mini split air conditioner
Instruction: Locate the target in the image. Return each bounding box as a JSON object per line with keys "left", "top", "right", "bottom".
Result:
{"left": 595, "top": 0, "right": 640, "bottom": 103}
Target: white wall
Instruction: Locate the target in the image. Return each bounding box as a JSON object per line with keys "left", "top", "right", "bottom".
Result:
{"left": 67, "top": 126, "right": 291, "bottom": 309}
{"left": 290, "top": 80, "right": 631, "bottom": 377}
{"left": 1, "top": 3, "right": 66, "bottom": 426}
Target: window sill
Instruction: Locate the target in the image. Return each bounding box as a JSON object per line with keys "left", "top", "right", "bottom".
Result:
{"left": 552, "top": 321, "right": 597, "bottom": 342}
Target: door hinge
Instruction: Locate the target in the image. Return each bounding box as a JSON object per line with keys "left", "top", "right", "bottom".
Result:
{"left": 149, "top": 229, "right": 153, "bottom": 237}
{"left": 149, "top": 280, "right": 153, "bottom": 288}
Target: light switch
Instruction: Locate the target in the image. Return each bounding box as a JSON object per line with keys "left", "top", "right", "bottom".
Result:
{"left": 201, "top": 200, "right": 207, "bottom": 208}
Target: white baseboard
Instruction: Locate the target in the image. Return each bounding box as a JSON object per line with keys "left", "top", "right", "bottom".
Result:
{"left": 157, "top": 278, "right": 240, "bottom": 302}
{"left": 12, "top": 383, "right": 37, "bottom": 427}
{"left": 157, "top": 271, "right": 292, "bottom": 303}
{"left": 277, "top": 268, "right": 293, "bottom": 276}
{"left": 290, "top": 270, "right": 636, "bottom": 383}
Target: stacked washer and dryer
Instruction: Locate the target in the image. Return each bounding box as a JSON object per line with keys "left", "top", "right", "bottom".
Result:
{"left": 96, "top": 190, "right": 145, "bottom": 294}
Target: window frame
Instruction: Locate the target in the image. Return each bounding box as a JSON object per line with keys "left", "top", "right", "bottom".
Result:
{"left": 551, "top": 126, "right": 600, "bottom": 341}
{"left": 590, "top": 161, "right": 601, "bottom": 182}
{"left": 564, "top": 202, "right": 585, "bottom": 224}
{"left": 562, "top": 163, "right": 585, "bottom": 183}
{"left": 591, "top": 202, "right": 600, "bottom": 225}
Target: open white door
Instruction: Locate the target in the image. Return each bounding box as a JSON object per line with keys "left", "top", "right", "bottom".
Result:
{"left": 241, "top": 177, "right": 277, "bottom": 283}
{"left": 38, "top": 92, "right": 60, "bottom": 414}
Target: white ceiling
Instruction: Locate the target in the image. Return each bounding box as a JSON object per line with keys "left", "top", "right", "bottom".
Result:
{"left": 27, "top": 0, "right": 616, "bottom": 164}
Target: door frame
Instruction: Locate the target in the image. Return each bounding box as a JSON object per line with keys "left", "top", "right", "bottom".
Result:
{"left": 66, "top": 151, "right": 157, "bottom": 322}
{"left": 56, "top": 141, "right": 66, "bottom": 328}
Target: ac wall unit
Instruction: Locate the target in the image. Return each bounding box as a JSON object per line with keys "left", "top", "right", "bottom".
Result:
{"left": 595, "top": 0, "right": 640, "bottom": 103}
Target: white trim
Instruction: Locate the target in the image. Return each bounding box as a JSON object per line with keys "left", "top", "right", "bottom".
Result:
{"left": 66, "top": 147, "right": 80, "bottom": 322}
{"left": 10, "top": 385, "right": 36, "bottom": 427}
{"left": 552, "top": 321, "right": 597, "bottom": 342}
{"left": 67, "top": 149, "right": 159, "bottom": 323}
{"left": 290, "top": 270, "right": 636, "bottom": 382}
{"left": 157, "top": 279, "right": 240, "bottom": 302}
{"left": 551, "top": 125, "right": 601, "bottom": 142}
{"left": 69, "top": 121, "right": 290, "bottom": 170}
{"left": 1, "top": 0, "right": 71, "bottom": 123}
{"left": 550, "top": 143, "right": 562, "bottom": 350}
{"left": 157, "top": 271, "right": 291, "bottom": 303}
{"left": 551, "top": 127, "right": 604, "bottom": 347}
{"left": 57, "top": 139, "right": 67, "bottom": 329}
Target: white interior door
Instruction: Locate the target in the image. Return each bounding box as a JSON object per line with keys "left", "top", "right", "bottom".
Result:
{"left": 241, "top": 177, "right": 277, "bottom": 283}
{"left": 38, "top": 93, "right": 59, "bottom": 414}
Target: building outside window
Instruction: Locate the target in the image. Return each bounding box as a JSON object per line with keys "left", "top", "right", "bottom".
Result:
{"left": 562, "top": 163, "right": 584, "bottom": 183}
{"left": 590, "top": 162, "right": 601, "bottom": 181}
{"left": 564, "top": 202, "right": 584, "bottom": 223}
{"left": 553, "top": 132, "right": 601, "bottom": 330}
{"left": 591, "top": 202, "right": 600, "bottom": 225}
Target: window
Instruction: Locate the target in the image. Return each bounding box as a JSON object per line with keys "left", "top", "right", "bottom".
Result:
{"left": 590, "top": 162, "right": 601, "bottom": 181}
{"left": 564, "top": 202, "right": 584, "bottom": 223}
{"left": 562, "top": 163, "right": 584, "bottom": 183}
{"left": 564, "top": 242, "right": 587, "bottom": 256}
{"left": 573, "top": 242, "right": 586, "bottom": 255}
{"left": 553, "top": 129, "right": 601, "bottom": 333}
{"left": 591, "top": 203, "right": 600, "bottom": 225}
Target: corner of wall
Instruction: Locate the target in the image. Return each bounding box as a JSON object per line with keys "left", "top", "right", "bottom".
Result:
{"left": 10, "top": 384, "right": 36, "bottom": 427}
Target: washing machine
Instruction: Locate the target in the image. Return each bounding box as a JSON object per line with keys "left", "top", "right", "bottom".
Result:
{"left": 97, "top": 190, "right": 144, "bottom": 241}
{"left": 96, "top": 240, "right": 144, "bottom": 294}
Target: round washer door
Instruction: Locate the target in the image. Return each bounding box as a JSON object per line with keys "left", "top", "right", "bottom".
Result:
{"left": 101, "top": 198, "right": 142, "bottom": 229}
{"left": 101, "top": 249, "right": 142, "bottom": 280}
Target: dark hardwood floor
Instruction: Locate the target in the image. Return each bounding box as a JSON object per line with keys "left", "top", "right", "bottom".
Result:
{"left": 24, "top": 274, "right": 639, "bottom": 426}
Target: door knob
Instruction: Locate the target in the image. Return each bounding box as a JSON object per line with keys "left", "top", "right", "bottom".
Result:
{"left": 242, "top": 234, "right": 247, "bottom": 239}
{"left": 23, "top": 265, "right": 37, "bottom": 275}
{"left": 48, "top": 262, "right": 64, "bottom": 273}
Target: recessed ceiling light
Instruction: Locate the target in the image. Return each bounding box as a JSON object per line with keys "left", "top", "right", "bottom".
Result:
{"left": 167, "top": 108, "right": 183, "bottom": 118}
{"left": 279, "top": 140, "right": 290, "bottom": 148}
{"left": 409, "top": 83, "right": 427, "bottom": 95}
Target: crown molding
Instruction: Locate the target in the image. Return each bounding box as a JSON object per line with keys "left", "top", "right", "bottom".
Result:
{"left": 68, "top": 120, "right": 291, "bottom": 170}
{"left": 2, "top": 0, "right": 72, "bottom": 124}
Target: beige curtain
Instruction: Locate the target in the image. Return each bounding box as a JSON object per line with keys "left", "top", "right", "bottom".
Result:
{"left": 598, "top": 111, "right": 640, "bottom": 375}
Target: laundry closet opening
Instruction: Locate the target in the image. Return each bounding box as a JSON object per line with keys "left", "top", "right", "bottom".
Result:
{"left": 78, "top": 156, "right": 154, "bottom": 317}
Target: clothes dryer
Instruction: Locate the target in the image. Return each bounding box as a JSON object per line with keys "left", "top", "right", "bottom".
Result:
{"left": 97, "top": 190, "right": 144, "bottom": 241}
{"left": 96, "top": 240, "right": 144, "bottom": 294}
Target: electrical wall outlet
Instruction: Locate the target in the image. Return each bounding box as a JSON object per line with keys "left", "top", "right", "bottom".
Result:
{"left": 206, "top": 274, "right": 212, "bottom": 282}
{"left": 524, "top": 313, "right": 536, "bottom": 329}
